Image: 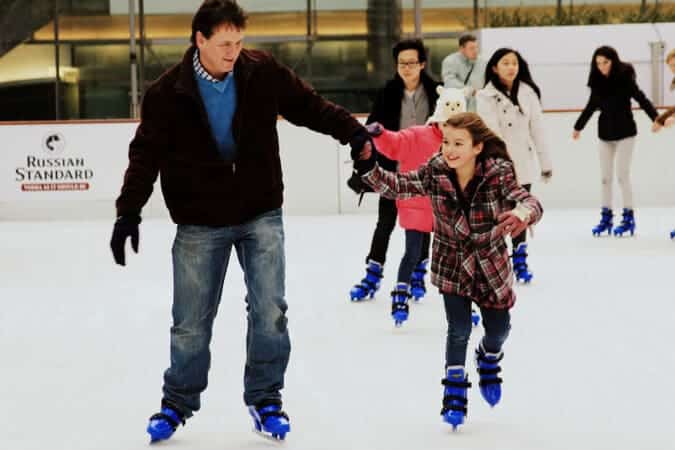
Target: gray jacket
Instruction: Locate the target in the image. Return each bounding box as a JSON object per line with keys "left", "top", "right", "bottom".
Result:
{"left": 441, "top": 51, "right": 485, "bottom": 112}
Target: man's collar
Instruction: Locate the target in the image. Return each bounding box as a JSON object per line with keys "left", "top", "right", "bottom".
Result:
{"left": 193, "top": 49, "right": 222, "bottom": 83}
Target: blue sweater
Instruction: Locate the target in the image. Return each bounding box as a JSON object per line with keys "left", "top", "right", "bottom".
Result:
{"left": 195, "top": 71, "right": 238, "bottom": 161}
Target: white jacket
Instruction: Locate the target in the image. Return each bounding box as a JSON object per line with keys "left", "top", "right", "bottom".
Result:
{"left": 476, "top": 82, "right": 552, "bottom": 185}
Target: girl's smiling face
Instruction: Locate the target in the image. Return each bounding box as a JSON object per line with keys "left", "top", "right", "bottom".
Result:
{"left": 441, "top": 125, "right": 483, "bottom": 170}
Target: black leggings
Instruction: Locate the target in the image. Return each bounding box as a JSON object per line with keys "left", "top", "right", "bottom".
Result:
{"left": 366, "top": 196, "right": 429, "bottom": 266}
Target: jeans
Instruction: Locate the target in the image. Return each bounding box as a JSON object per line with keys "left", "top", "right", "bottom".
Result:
{"left": 443, "top": 294, "right": 511, "bottom": 367}
{"left": 162, "top": 208, "right": 290, "bottom": 417}
{"left": 396, "top": 230, "right": 431, "bottom": 284}
{"left": 511, "top": 184, "right": 531, "bottom": 249}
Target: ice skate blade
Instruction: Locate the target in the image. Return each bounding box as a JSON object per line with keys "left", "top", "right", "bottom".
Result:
{"left": 253, "top": 428, "right": 287, "bottom": 443}
{"left": 444, "top": 420, "right": 463, "bottom": 432}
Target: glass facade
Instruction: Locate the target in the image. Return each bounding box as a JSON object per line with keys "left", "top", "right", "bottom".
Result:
{"left": 0, "top": 0, "right": 671, "bottom": 120}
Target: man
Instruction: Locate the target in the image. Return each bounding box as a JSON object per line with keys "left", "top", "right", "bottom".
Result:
{"left": 109, "top": 0, "right": 368, "bottom": 443}
{"left": 441, "top": 34, "right": 485, "bottom": 112}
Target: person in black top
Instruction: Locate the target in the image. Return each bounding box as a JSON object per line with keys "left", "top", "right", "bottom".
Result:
{"left": 572, "top": 46, "right": 661, "bottom": 237}
{"left": 349, "top": 39, "right": 440, "bottom": 301}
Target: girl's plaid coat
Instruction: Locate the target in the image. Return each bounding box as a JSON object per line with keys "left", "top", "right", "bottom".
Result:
{"left": 363, "top": 154, "right": 543, "bottom": 309}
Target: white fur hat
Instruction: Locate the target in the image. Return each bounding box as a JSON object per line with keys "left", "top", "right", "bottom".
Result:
{"left": 426, "top": 86, "right": 467, "bottom": 124}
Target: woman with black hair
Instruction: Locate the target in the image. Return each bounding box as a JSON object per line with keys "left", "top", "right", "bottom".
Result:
{"left": 349, "top": 39, "right": 441, "bottom": 302}
{"left": 573, "top": 46, "right": 661, "bottom": 238}
{"left": 477, "top": 48, "right": 552, "bottom": 284}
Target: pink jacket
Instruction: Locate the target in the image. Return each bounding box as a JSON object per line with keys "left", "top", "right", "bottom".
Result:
{"left": 372, "top": 124, "right": 442, "bottom": 232}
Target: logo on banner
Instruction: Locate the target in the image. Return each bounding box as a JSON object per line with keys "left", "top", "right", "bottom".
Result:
{"left": 43, "top": 132, "right": 66, "bottom": 155}
{"left": 15, "top": 131, "right": 94, "bottom": 192}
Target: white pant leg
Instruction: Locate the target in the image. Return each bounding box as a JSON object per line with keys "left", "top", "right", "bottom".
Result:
{"left": 614, "top": 137, "right": 636, "bottom": 209}
{"left": 597, "top": 139, "right": 617, "bottom": 209}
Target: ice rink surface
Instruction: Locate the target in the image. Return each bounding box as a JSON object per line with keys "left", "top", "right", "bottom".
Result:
{"left": 1, "top": 209, "right": 674, "bottom": 450}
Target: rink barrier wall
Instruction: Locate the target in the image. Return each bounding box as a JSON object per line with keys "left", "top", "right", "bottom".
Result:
{"left": 0, "top": 111, "right": 674, "bottom": 220}
{"left": 479, "top": 23, "right": 675, "bottom": 110}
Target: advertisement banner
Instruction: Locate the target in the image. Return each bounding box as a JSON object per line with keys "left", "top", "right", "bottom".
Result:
{"left": 1, "top": 122, "right": 137, "bottom": 203}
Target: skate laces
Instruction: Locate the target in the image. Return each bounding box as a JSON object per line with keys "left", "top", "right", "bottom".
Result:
{"left": 149, "top": 407, "right": 185, "bottom": 430}
{"left": 391, "top": 285, "right": 410, "bottom": 314}
{"left": 356, "top": 262, "right": 383, "bottom": 291}
{"left": 441, "top": 372, "right": 472, "bottom": 415}
{"left": 256, "top": 404, "right": 289, "bottom": 425}
{"left": 618, "top": 209, "right": 634, "bottom": 228}
{"left": 476, "top": 348, "right": 503, "bottom": 387}
{"left": 600, "top": 209, "right": 613, "bottom": 222}
{"left": 410, "top": 262, "right": 427, "bottom": 290}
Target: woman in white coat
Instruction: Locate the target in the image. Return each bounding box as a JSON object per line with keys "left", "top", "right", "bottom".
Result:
{"left": 477, "top": 48, "right": 553, "bottom": 284}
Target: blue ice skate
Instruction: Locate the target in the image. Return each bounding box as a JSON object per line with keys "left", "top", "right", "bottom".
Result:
{"left": 471, "top": 309, "right": 480, "bottom": 327}
{"left": 147, "top": 406, "right": 185, "bottom": 443}
{"left": 475, "top": 342, "right": 503, "bottom": 407}
{"left": 248, "top": 403, "right": 290, "bottom": 441}
{"left": 671, "top": 229, "right": 675, "bottom": 240}
{"left": 592, "top": 207, "right": 613, "bottom": 237}
{"left": 512, "top": 243, "right": 533, "bottom": 284}
{"left": 441, "top": 366, "right": 471, "bottom": 430}
{"left": 391, "top": 282, "right": 411, "bottom": 327}
{"left": 410, "top": 259, "right": 429, "bottom": 301}
{"left": 613, "top": 208, "right": 635, "bottom": 237}
{"left": 350, "top": 260, "right": 383, "bottom": 301}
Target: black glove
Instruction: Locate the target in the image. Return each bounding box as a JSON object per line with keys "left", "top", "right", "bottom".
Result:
{"left": 110, "top": 215, "right": 142, "bottom": 266}
{"left": 349, "top": 128, "right": 377, "bottom": 175}
{"left": 349, "top": 128, "right": 370, "bottom": 160}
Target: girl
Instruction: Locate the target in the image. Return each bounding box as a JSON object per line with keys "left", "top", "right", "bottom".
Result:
{"left": 573, "top": 46, "right": 660, "bottom": 237}
{"left": 354, "top": 112, "right": 543, "bottom": 430}
{"left": 477, "top": 48, "right": 552, "bottom": 284}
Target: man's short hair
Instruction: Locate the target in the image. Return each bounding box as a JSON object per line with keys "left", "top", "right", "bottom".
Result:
{"left": 191, "top": 0, "right": 248, "bottom": 45}
{"left": 392, "top": 39, "right": 428, "bottom": 64}
{"left": 458, "top": 34, "right": 477, "bottom": 47}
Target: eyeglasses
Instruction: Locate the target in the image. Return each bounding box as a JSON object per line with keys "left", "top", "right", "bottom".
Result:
{"left": 398, "top": 61, "right": 420, "bottom": 68}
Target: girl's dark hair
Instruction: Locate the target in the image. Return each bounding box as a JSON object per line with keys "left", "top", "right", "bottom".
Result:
{"left": 392, "top": 39, "right": 428, "bottom": 64}
{"left": 484, "top": 48, "right": 541, "bottom": 107}
{"left": 587, "top": 45, "right": 635, "bottom": 89}
{"left": 443, "top": 112, "right": 515, "bottom": 169}
{"left": 190, "top": 0, "right": 248, "bottom": 45}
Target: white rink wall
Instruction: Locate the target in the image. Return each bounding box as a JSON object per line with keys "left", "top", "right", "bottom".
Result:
{"left": 0, "top": 112, "right": 673, "bottom": 221}
{"left": 478, "top": 23, "right": 675, "bottom": 110}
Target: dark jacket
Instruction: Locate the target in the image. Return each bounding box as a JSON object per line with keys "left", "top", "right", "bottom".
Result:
{"left": 574, "top": 67, "right": 658, "bottom": 141}
{"left": 366, "top": 72, "right": 441, "bottom": 171}
{"left": 116, "top": 47, "right": 362, "bottom": 226}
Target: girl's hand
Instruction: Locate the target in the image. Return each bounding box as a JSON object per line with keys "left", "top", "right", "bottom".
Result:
{"left": 496, "top": 211, "right": 528, "bottom": 238}
{"left": 572, "top": 130, "right": 580, "bottom": 140}
{"left": 652, "top": 121, "right": 663, "bottom": 133}
{"left": 365, "top": 122, "right": 383, "bottom": 137}
{"left": 665, "top": 117, "right": 675, "bottom": 128}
